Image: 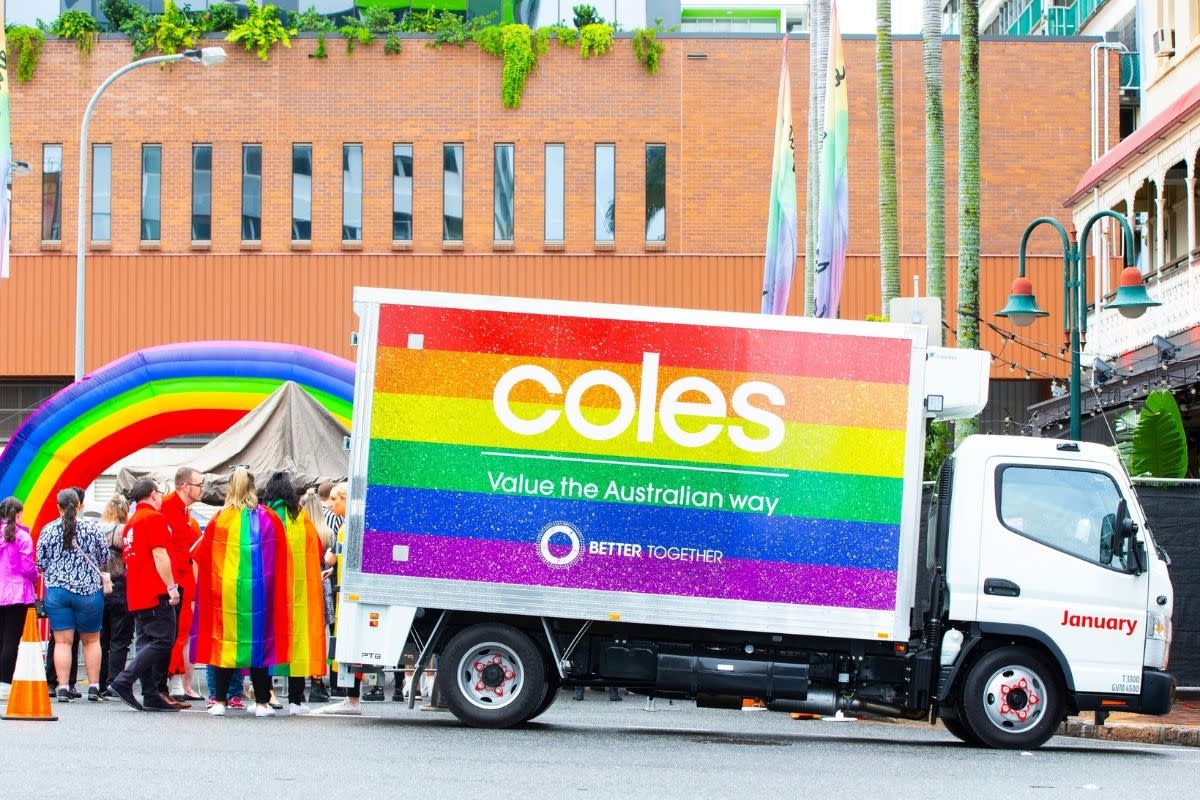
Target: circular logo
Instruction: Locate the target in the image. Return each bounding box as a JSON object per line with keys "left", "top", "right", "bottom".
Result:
{"left": 538, "top": 522, "right": 582, "bottom": 568}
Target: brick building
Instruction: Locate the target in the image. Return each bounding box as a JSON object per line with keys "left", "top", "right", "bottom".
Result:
{"left": 0, "top": 32, "right": 1111, "bottom": 437}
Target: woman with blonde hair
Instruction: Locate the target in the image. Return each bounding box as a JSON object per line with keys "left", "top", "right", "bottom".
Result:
{"left": 191, "top": 467, "right": 290, "bottom": 717}
{"left": 98, "top": 494, "right": 133, "bottom": 697}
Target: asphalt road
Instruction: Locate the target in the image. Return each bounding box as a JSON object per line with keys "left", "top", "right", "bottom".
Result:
{"left": 2, "top": 690, "right": 1196, "bottom": 799}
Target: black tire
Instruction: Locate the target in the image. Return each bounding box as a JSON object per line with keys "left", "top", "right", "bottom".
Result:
{"left": 526, "top": 667, "right": 562, "bottom": 722}
{"left": 441, "top": 623, "right": 547, "bottom": 729}
{"left": 960, "top": 646, "right": 1064, "bottom": 750}
{"left": 939, "top": 713, "right": 985, "bottom": 746}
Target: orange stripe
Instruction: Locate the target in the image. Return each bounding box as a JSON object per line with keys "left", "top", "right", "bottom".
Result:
{"left": 374, "top": 347, "right": 909, "bottom": 430}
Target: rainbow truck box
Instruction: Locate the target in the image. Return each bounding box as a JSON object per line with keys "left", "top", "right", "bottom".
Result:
{"left": 336, "top": 289, "right": 1175, "bottom": 749}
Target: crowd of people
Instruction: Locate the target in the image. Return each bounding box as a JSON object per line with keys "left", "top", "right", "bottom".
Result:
{"left": 0, "top": 467, "right": 366, "bottom": 717}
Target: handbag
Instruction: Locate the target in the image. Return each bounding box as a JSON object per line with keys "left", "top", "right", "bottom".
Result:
{"left": 35, "top": 596, "right": 47, "bottom": 619}
{"left": 79, "top": 548, "right": 114, "bottom": 596}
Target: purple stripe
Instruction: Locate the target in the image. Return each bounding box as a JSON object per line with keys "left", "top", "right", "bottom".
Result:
{"left": 361, "top": 532, "right": 897, "bottom": 611}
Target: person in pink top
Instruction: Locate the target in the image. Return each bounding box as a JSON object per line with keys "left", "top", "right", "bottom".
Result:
{"left": 0, "top": 497, "right": 38, "bottom": 702}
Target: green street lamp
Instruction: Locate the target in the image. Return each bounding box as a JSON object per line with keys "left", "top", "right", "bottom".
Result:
{"left": 995, "top": 211, "right": 1159, "bottom": 441}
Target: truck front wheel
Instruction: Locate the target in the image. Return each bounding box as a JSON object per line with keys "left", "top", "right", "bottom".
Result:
{"left": 960, "top": 646, "right": 1064, "bottom": 750}
{"left": 442, "top": 623, "right": 547, "bottom": 728}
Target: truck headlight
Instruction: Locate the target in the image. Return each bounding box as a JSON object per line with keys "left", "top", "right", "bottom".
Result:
{"left": 1144, "top": 612, "right": 1171, "bottom": 670}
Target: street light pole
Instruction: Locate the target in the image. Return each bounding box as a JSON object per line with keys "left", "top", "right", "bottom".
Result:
{"left": 74, "top": 47, "right": 227, "bottom": 381}
{"left": 996, "top": 210, "right": 1154, "bottom": 441}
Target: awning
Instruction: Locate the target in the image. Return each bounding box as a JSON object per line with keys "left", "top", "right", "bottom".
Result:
{"left": 1064, "top": 81, "right": 1200, "bottom": 208}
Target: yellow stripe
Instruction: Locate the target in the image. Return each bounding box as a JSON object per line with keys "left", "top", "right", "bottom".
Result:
{"left": 371, "top": 393, "right": 905, "bottom": 477}
{"left": 218, "top": 509, "right": 242, "bottom": 668}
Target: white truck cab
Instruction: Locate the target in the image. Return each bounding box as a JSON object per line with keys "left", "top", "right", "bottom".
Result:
{"left": 931, "top": 436, "right": 1174, "bottom": 745}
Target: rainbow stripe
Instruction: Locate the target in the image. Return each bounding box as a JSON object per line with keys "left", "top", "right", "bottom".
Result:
{"left": 361, "top": 304, "right": 913, "bottom": 612}
{"left": 0, "top": 342, "right": 353, "bottom": 538}
{"left": 270, "top": 502, "right": 328, "bottom": 676}
{"left": 191, "top": 505, "right": 291, "bottom": 669}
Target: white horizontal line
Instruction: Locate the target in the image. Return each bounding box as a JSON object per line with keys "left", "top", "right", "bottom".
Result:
{"left": 479, "top": 451, "right": 788, "bottom": 479}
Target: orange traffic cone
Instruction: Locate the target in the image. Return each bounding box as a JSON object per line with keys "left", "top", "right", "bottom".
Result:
{"left": 2, "top": 607, "right": 57, "bottom": 722}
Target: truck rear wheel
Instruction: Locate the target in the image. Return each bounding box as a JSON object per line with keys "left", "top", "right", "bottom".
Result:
{"left": 442, "top": 623, "right": 547, "bottom": 728}
{"left": 939, "top": 713, "right": 984, "bottom": 746}
{"left": 960, "top": 646, "right": 1063, "bottom": 750}
{"left": 526, "top": 668, "right": 562, "bottom": 722}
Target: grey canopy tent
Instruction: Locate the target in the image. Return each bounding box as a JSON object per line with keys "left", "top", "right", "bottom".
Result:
{"left": 117, "top": 381, "right": 349, "bottom": 505}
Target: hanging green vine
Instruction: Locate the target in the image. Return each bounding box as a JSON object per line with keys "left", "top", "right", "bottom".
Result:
{"left": 49, "top": 10, "right": 101, "bottom": 56}
{"left": 6, "top": 25, "right": 45, "bottom": 83}
{"left": 535, "top": 24, "right": 577, "bottom": 51}
{"left": 226, "top": 1, "right": 297, "bottom": 62}
{"left": 631, "top": 27, "right": 663, "bottom": 74}
{"left": 152, "top": 0, "right": 200, "bottom": 55}
{"left": 475, "top": 23, "right": 541, "bottom": 110}
{"left": 578, "top": 23, "right": 613, "bottom": 59}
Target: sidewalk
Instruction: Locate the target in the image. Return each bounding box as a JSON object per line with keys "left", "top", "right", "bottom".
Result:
{"left": 1059, "top": 696, "right": 1200, "bottom": 747}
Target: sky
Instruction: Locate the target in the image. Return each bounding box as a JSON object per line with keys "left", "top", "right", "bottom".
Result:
{"left": 828, "top": 0, "right": 926, "bottom": 35}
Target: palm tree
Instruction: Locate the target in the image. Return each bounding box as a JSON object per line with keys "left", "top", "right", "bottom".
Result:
{"left": 923, "top": 0, "right": 945, "bottom": 315}
{"left": 805, "top": 0, "right": 829, "bottom": 316}
{"left": 957, "top": 0, "right": 981, "bottom": 439}
{"left": 877, "top": 1, "right": 899, "bottom": 312}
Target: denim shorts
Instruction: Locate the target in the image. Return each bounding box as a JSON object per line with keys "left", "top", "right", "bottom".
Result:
{"left": 44, "top": 587, "right": 104, "bottom": 633}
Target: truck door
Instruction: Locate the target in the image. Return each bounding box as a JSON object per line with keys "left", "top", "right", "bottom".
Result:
{"left": 977, "top": 459, "right": 1148, "bottom": 695}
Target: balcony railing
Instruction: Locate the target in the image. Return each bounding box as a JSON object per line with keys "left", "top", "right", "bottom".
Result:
{"left": 1087, "top": 260, "right": 1200, "bottom": 358}
{"left": 1120, "top": 51, "right": 1140, "bottom": 90}
{"left": 1007, "top": 0, "right": 1044, "bottom": 36}
{"left": 1046, "top": 0, "right": 1106, "bottom": 37}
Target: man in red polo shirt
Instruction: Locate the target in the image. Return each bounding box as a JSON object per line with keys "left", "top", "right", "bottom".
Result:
{"left": 108, "top": 479, "right": 181, "bottom": 712}
{"left": 161, "top": 466, "right": 204, "bottom": 701}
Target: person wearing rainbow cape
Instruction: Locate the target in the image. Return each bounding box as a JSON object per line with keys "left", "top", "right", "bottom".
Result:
{"left": 191, "top": 466, "right": 290, "bottom": 717}
{"left": 259, "top": 471, "right": 328, "bottom": 715}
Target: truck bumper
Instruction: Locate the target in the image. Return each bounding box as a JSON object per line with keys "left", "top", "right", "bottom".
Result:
{"left": 1136, "top": 669, "right": 1176, "bottom": 716}
{"left": 1074, "top": 669, "right": 1175, "bottom": 716}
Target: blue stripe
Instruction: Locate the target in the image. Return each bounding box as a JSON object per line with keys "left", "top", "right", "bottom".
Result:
{"left": 363, "top": 485, "right": 900, "bottom": 571}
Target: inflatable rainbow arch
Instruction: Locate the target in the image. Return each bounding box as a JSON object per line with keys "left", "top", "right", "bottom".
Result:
{"left": 0, "top": 342, "right": 354, "bottom": 537}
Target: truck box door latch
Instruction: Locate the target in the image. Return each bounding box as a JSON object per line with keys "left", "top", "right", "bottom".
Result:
{"left": 983, "top": 578, "right": 1021, "bottom": 598}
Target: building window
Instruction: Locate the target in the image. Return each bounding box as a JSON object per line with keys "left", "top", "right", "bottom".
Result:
{"left": 392, "top": 144, "right": 412, "bottom": 242}
{"left": 595, "top": 144, "right": 615, "bottom": 242}
{"left": 91, "top": 145, "right": 111, "bottom": 243}
{"left": 242, "top": 144, "right": 262, "bottom": 242}
{"left": 494, "top": 144, "right": 514, "bottom": 242}
{"left": 191, "top": 144, "right": 212, "bottom": 242}
{"left": 140, "top": 145, "right": 161, "bottom": 242}
{"left": 41, "top": 144, "right": 63, "bottom": 241}
{"left": 544, "top": 144, "right": 564, "bottom": 242}
{"left": 292, "top": 144, "right": 312, "bottom": 242}
{"left": 443, "top": 144, "right": 463, "bottom": 242}
{"left": 645, "top": 144, "right": 665, "bottom": 242}
{"left": 343, "top": 144, "right": 363, "bottom": 242}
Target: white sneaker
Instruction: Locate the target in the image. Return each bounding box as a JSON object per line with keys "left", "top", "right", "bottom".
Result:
{"left": 168, "top": 675, "right": 184, "bottom": 697}
{"left": 244, "top": 702, "right": 257, "bottom": 714}
{"left": 287, "top": 703, "right": 312, "bottom": 715}
{"left": 312, "top": 699, "right": 362, "bottom": 716}
{"left": 254, "top": 703, "right": 276, "bottom": 717}
{"left": 207, "top": 703, "right": 227, "bottom": 717}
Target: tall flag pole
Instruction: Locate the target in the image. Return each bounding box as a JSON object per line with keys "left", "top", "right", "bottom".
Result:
{"left": 760, "top": 35, "right": 798, "bottom": 315}
{"left": 0, "top": 0, "right": 11, "bottom": 280}
{"left": 814, "top": 0, "right": 848, "bottom": 318}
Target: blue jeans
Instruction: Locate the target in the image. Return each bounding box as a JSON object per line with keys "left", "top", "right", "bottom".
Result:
{"left": 44, "top": 586, "right": 104, "bottom": 633}
{"left": 205, "top": 664, "right": 243, "bottom": 700}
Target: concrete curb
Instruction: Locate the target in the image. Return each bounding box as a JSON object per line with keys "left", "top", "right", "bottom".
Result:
{"left": 1059, "top": 718, "right": 1200, "bottom": 747}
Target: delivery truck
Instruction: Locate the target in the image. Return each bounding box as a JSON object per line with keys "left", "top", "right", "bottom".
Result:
{"left": 333, "top": 288, "right": 1175, "bottom": 749}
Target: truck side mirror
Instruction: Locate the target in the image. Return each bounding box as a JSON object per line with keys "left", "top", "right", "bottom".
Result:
{"left": 1115, "top": 499, "right": 1144, "bottom": 574}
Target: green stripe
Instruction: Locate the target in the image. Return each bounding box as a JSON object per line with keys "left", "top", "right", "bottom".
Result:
{"left": 237, "top": 510, "right": 253, "bottom": 666}
{"left": 15, "top": 378, "right": 352, "bottom": 497}
{"left": 367, "top": 439, "right": 903, "bottom": 524}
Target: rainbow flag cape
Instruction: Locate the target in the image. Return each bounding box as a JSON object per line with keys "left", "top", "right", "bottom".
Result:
{"left": 814, "top": 0, "right": 849, "bottom": 318}
{"left": 268, "top": 502, "right": 327, "bottom": 676}
{"left": 760, "top": 36, "right": 798, "bottom": 314}
{"left": 190, "top": 505, "right": 290, "bottom": 669}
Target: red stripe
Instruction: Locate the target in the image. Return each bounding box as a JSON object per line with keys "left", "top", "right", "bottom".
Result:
{"left": 28, "top": 410, "right": 247, "bottom": 538}
{"left": 379, "top": 304, "right": 912, "bottom": 383}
